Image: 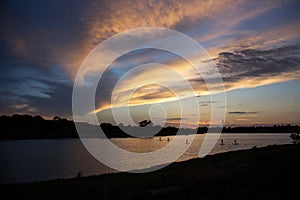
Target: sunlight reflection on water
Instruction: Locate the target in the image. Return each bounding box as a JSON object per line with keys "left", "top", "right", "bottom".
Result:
{"left": 0, "top": 133, "right": 292, "bottom": 184}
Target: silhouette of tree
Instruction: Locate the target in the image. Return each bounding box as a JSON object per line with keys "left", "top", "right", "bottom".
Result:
{"left": 53, "top": 116, "right": 61, "bottom": 121}
{"left": 139, "top": 120, "right": 152, "bottom": 127}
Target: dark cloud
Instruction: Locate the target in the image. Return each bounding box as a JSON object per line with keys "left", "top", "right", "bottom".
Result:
{"left": 216, "top": 44, "right": 300, "bottom": 83}
{"left": 199, "top": 100, "right": 218, "bottom": 104}
{"left": 199, "top": 101, "right": 217, "bottom": 107}
{"left": 0, "top": 0, "right": 92, "bottom": 117}
{"left": 0, "top": 61, "right": 73, "bottom": 117}
{"left": 95, "top": 69, "right": 120, "bottom": 109}
{"left": 191, "top": 44, "right": 300, "bottom": 86}
{"left": 200, "top": 104, "right": 208, "bottom": 107}
{"left": 228, "top": 111, "right": 259, "bottom": 115}
{"left": 23, "top": 82, "right": 73, "bottom": 118}
{"left": 0, "top": 0, "right": 90, "bottom": 65}
{"left": 166, "top": 117, "right": 187, "bottom": 121}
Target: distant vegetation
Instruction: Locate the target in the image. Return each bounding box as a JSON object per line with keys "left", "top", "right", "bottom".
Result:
{"left": 0, "top": 114, "right": 299, "bottom": 140}
{"left": 0, "top": 114, "right": 77, "bottom": 139}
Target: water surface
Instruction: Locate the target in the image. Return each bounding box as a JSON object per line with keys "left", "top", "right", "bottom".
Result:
{"left": 0, "top": 133, "right": 292, "bottom": 184}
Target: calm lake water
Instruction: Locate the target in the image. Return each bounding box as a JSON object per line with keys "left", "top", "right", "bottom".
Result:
{"left": 0, "top": 133, "right": 292, "bottom": 184}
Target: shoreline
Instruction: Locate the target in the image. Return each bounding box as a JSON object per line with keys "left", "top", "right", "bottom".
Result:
{"left": 1, "top": 144, "right": 300, "bottom": 199}
{"left": 0, "top": 132, "right": 291, "bottom": 141}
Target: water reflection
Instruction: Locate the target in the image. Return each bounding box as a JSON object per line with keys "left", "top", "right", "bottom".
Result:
{"left": 0, "top": 134, "right": 292, "bottom": 184}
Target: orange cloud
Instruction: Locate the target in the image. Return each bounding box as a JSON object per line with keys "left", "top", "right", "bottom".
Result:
{"left": 60, "top": 0, "right": 299, "bottom": 115}
{"left": 65, "top": 0, "right": 285, "bottom": 77}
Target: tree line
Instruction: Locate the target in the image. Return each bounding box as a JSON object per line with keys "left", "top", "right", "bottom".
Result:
{"left": 0, "top": 114, "right": 298, "bottom": 140}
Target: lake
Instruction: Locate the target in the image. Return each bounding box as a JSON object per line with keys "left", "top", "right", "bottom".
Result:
{"left": 0, "top": 133, "right": 292, "bottom": 184}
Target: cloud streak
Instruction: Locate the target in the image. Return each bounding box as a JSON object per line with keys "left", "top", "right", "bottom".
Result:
{"left": 212, "top": 44, "right": 300, "bottom": 90}
{"left": 228, "top": 111, "right": 259, "bottom": 115}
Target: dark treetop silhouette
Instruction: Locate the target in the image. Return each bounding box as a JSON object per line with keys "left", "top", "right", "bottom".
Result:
{"left": 138, "top": 120, "right": 152, "bottom": 127}
{"left": 0, "top": 114, "right": 299, "bottom": 140}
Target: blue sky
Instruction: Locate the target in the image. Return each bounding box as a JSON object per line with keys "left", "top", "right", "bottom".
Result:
{"left": 0, "top": 0, "right": 299, "bottom": 126}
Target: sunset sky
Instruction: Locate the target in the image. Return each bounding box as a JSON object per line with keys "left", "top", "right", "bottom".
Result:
{"left": 0, "top": 0, "right": 300, "bottom": 127}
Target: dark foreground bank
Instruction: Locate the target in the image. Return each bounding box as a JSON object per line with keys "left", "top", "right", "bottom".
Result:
{"left": 1, "top": 144, "right": 300, "bottom": 200}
